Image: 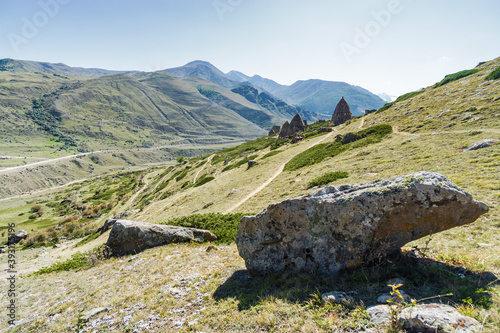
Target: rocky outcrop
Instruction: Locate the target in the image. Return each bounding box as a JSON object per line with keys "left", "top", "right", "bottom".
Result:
{"left": 463, "top": 139, "right": 499, "bottom": 152}
{"left": 8, "top": 230, "right": 28, "bottom": 244}
{"left": 106, "top": 220, "right": 217, "bottom": 256}
{"left": 331, "top": 97, "right": 352, "bottom": 126}
{"left": 278, "top": 114, "right": 307, "bottom": 139}
{"left": 236, "top": 172, "right": 488, "bottom": 275}
{"left": 365, "top": 109, "right": 377, "bottom": 115}
{"left": 268, "top": 126, "right": 281, "bottom": 136}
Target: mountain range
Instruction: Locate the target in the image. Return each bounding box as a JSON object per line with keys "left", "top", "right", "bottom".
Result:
{"left": 0, "top": 58, "right": 385, "bottom": 157}
{"left": 166, "top": 60, "right": 386, "bottom": 116}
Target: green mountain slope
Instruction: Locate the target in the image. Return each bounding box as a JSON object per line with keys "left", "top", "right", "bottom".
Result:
{"left": 0, "top": 71, "right": 267, "bottom": 158}
{"left": 0, "top": 58, "right": 129, "bottom": 78}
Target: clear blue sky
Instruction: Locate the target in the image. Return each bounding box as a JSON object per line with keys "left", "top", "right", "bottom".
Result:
{"left": 1, "top": 0, "right": 500, "bottom": 96}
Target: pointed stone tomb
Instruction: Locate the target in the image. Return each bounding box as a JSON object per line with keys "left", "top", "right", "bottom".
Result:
{"left": 331, "top": 97, "right": 352, "bottom": 126}
{"left": 278, "top": 114, "right": 307, "bottom": 139}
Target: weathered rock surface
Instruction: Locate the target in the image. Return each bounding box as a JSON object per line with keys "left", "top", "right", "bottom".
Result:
{"left": 367, "top": 304, "right": 481, "bottom": 332}
{"left": 8, "top": 230, "right": 28, "bottom": 244}
{"left": 322, "top": 291, "right": 356, "bottom": 305}
{"left": 463, "top": 139, "right": 499, "bottom": 151}
{"left": 399, "top": 304, "right": 481, "bottom": 332}
{"left": 236, "top": 172, "right": 488, "bottom": 275}
{"left": 367, "top": 305, "right": 392, "bottom": 325}
{"left": 107, "top": 220, "right": 217, "bottom": 256}
{"left": 331, "top": 97, "right": 352, "bottom": 126}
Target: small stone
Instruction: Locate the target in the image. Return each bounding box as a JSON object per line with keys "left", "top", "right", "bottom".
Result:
{"left": 53, "top": 244, "right": 61, "bottom": 248}
{"left": 477, "top": 243, "right": 493, "bottom": 247}
{"left": 387, "top": 278, "right": 405, "bottom": 288}
{"left": 322, "top": 291, "right": 355, "bottom": 305}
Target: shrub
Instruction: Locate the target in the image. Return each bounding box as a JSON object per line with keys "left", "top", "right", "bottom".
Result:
{"left": 193, "top": 174, "right": 215, "bottom": 187}
{"left": 284, "top": 125, "right": 392, "bottom": 171}
{"left": 434, "top": 69, "right": 479, "bottom": 88}
{"left": 176, "top": 156, "right": 185, "bottom": 164}
{"left": 32, "top": 252, "right": 89, "bottom": 275}
{"left": 222, "top": 155, "right": 258, "bottom": 172}
{"left": 485, "top": 65, "right": 500, "bottom": 80}
{"left": 30, "top": 204, "right": 43, "bottom": 213}
{"left": 161, "top": 213, "right": 248, "bottom": 244}
{"left": 211, "top": 136, "right": 274, "bottom": 164}
{"left": 262, "top": 150, "right": 283, "bottom": 159}
{"left": 308, "top": 171, "right": 349, "bottom": 188}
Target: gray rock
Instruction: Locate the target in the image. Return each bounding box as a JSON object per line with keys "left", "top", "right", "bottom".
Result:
{"left": 236, "top": 172, "right": 488, "bottom": 275}
{"left": 8, "top": 230, "right": 28, "bottom": 244}
{"left": 399, "top": 304, "right": 481, "bottom": 332}
{"left": 463, "top": 139, "right": 499, "bottom": 151}
{"left": 114, "top": 209, "right": 140, "bottom": 220}
{"left": 386, "top": 278, "right": 406, "bottom": 287}
{"left": 247, "top": 160, "right": 258, "bottom": 168}
{"left": 106, "top": 220, "right": 217, "bottom": 256}
{"left": 322, "top": 291, "right": 355, "bottom": 305}
{"left": 367, "top": 305, "right": 392, "bottom": 325}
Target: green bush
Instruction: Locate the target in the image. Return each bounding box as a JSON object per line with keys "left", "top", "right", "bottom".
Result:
{"left": 32, "top": 252, "right": 89, "bottom": 275}
{"left": 307, "top": 171, "right": 349, "bottom": 188}
{"left": 262, "top": 150, "right": 283, "bottom": 159}
{"left": 284, "top": 125, "right": 392, "bottom": 171}
{"left": 434, "top": 69, "right": 479, "bottom": 88}
{"left": 161, "top": 213, "right": 248, "bottom": 244}
{"left": 485, "top": 66, "right": 500, "bottom": 80}
{"left": 211, "top": 137, "right": 274, "bottom": 164}
{"left": 222, "top": 155, "right": 258, "bottom": 172}
{"left": 193, "top": 174, "right": 215, "bottom": 187}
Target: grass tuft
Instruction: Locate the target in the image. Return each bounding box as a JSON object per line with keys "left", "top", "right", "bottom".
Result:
{"left": 308, "top": 171, "right": 349, "bottom": 188}
{"left": 160, "top": 213, "right": 248, "bottom": 244}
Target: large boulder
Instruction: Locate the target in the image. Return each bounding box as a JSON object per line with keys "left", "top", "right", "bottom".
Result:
{"left": 8, "top": 230, "right": 28, "bottom": 244}
{"left": 236, "top": 172, "right": 488, "bottom": 275}
{"left": 106, "top": 220, "right": 217, "bottom": 256}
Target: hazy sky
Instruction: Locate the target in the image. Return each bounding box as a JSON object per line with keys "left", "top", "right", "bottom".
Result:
{"left": 1, "top": 0, "right": 500, "bottom": 96}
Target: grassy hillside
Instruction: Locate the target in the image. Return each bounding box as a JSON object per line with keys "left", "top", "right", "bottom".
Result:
{"left": 0, "top": 71, "right": 267, "bottom": 157}
{"left": 0, "top": 58, "right": 128, "bottom": 78}
{"left": 1, "top": 57, "right": 500, "bottom": 332}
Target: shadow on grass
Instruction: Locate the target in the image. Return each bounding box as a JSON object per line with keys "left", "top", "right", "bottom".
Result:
{"left": 213, "top": 251, "right": 499, "bottom": 311}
